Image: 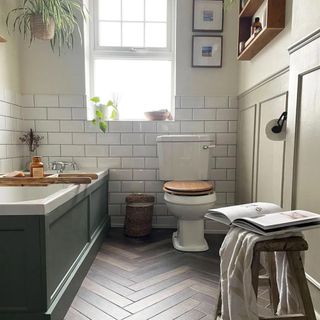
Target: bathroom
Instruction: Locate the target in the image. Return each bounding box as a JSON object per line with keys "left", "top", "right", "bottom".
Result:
{"left": 0, "top": 0, "right": 319, "bottom": 319}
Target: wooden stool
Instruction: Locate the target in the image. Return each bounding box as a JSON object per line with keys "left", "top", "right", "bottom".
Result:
{"left": 214, "top": 237, "right": 316, "bottom": 320}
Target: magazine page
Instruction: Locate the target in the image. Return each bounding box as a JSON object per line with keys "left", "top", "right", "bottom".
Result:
{"left": 233, "top": 219, "right": 320, "bottom": 236}
{"left": 235, "top": 210, "right": 320, "bottom": 230}
{"left": 205, "top": 202, "right": 282, "bottom": 225}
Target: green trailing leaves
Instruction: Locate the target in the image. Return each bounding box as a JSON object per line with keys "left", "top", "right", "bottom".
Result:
{"left": 6, "top": 0, "right": 87, "bottom": 53}
{"left": 90, "top": 97, "right": 119, "bottom": 133}
{"left": 99, "top": 121, "right": 107, "bottom": 133}
{"left": 95, "top": 109, "right": 103, "bottom": 119}
{"left": 90, "top": 96, "right": 100, "bottom": 103}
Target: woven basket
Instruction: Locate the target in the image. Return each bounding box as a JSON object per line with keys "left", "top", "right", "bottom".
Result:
{"left": 124, "top": 194, "right": 155, "bottom": 237}
{"left": 30, "top": 15, "right": 55, "bottom": 40}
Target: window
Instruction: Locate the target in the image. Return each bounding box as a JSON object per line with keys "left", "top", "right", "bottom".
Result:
{"left": 91, "top": 0, "right": 176, "bottom": 120}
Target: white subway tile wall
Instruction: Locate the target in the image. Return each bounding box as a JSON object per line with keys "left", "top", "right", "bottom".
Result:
{"left": 0, "top": 92, "right": 29, "bottom": 172}
{"left": 21, "top": 94, "right": 238, "bottom": 231}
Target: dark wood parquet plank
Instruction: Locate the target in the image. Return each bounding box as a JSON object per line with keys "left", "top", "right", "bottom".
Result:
{"left": 90, "top": 263, "right": 136, "bottom": 287}
{"left": 127, "top": 271, "right": 197, "bottom": 302}
{"left": 65, "top": 229, "right": 229, "bottom": 320}
{"left": 125, "top": 279, "right": 197, "bottom": 313}
{"left": 129, "top": 251, "right": 184, "bottom": 277}
{"left": 123, "top": 288, "right": 199, "bottom": 320}
{"left": 194, "top": 301, "right": 215, "bottom": 316}
{"left": 149, "top": 298, "right": 200, "bottom": 320}
{"left": 192, "top": 292, "right": 218, "bottom": 305}
{"left": 96, "top": 252, "right": 137, "bottom": 272}
{"left": 129, "top": 265, "right": 191, "bottom": 291}
{"left": 92, "top": 259, "right": 136, "bottom": 281}
{"left": 77, "top": 287, "right": 131, "bottom": 320}
{"left": 64, "top": 307, "right": 90, "bottom": 320}
{"left": 82, "top": 278, "right": 132, "bottom": 307}
{"left": 87, "top": 270, "right": 135, "bottom": 296}
{"left": 175, "top": 309, "right": 206, "bottom": 320}
{"left": 72, "top": 296, "right": 115, "bottom": 320}
{"left": 200, "top": 315, "right": 216, "bottom": 320}
{"left": 100, "top": 243, "right": 141, "bottom": 259}
{"left": 191, "top": 282, "right": 219, "bottom": 298}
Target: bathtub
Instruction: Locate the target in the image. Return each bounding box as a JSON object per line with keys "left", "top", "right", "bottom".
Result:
{"left": 0, "top": 168, "right": 109, "bottom": 320}
{"left": 0, "top": 169, "right": 108, "bottom": 215}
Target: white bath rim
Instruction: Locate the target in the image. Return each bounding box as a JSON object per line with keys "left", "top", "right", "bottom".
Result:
{"left": 0, "top": 169, "right": 108, "bottom": 215}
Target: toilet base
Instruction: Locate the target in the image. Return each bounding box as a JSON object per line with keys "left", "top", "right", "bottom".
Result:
{"left": 172, "top": 219, "right": 209, "bottom": 252}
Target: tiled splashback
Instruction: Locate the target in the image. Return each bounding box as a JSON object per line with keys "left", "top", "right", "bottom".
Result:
{"left": 0, "top": 92, "right": 29, "bottom": 173}
{"left": 21, "top": 94, "right": 237, "bottom": 231}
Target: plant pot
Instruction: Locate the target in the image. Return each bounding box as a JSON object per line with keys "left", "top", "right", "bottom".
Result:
{"left": 30, "top": 15, "right": 55, "bottom": 40}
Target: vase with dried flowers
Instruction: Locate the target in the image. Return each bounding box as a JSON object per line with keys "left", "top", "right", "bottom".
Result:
{"left": 19, "top": 129, "right": 44, "bottom": 152}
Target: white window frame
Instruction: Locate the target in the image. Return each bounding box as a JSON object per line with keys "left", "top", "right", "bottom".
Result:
{"left": 89, "top": 0, "right": 176, "bottom": 120}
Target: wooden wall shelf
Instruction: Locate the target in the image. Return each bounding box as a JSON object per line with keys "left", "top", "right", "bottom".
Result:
{"left": 0, "top": 35, "right": 7, "bottom": 43}
{"left": 238, "top": 0, "right": 286, "bottom": 60}
{"left": 239, "top": 0, "right": 264, "bottom": 18}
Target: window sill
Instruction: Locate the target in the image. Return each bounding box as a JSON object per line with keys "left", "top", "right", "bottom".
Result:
{"left": 112, "top": 119, "right": 175, "bottom": 122}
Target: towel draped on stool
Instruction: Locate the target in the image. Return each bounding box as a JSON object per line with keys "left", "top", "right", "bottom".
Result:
{"left": 219, "top": 227, "right": 304, "bottom": 320}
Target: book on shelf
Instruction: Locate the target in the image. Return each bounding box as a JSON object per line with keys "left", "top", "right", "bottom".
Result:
{"left": 205, "top": 202, "right": 320, "bottom": 235}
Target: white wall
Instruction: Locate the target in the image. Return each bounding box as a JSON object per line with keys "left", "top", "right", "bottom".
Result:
{"left": 176, "top": 0, "right": 239, "bottom": 96}
{"left": 237, "top": 0, "right": 293, "bottom": 94}
{"left": 291, "top": 0, "right": 320, "bottom": 43}
{"left": 0, "top": 0, "right": 29, "bottom": 172}
{"left": 19, "top": 24, "right": 85, "bottom": 95}
{"left": 0, "top": 0, "right": 21, "bottom": 96}
{"left": 18, "top": 0, "right": 239, "bottom": 98}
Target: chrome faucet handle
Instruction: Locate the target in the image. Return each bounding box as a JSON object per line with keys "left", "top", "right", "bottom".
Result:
{"left": 49, "top": 160, "right": 78, "bottom": 172}
{"left": 56, "top": 162, "right": 66, "bottom": 173}
{"left": 48, "top": 161, "right": 58, "bottom": 170}
{"left": 71, "top": 161, "right": 78, "bottom": 170}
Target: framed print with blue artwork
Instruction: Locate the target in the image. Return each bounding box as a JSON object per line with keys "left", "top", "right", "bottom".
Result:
{"left": 193, "top": 0, "right": 224, "bottom": 32}
{"left": 192, "top": 35, "right": 223, "bottom": 67}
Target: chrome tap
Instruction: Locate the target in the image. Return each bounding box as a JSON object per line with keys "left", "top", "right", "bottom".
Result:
{"left": 49, "top": 160, "right": 78, "bottom": 173}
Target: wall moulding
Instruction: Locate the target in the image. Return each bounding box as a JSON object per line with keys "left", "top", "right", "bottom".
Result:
{"left": 238, "top": 66, "right": 289, "bottom": 98}
{"left": 288, "top": 27, "right": 320, "bottom": 55}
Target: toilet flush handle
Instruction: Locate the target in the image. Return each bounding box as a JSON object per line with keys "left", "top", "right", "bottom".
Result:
{"left": 202, "top": 144, "right": 216, "bottom": 150}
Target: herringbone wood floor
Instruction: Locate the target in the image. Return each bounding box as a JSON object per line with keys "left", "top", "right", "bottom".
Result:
{"left": 65, "top": 229, "right": 272, "bottom": 320}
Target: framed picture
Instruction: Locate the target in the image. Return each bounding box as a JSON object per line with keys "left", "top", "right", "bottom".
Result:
{"left": 192, "top": 35, "right": 223, "bottom": 68}
{"left": 193, "top": 0, "right": 224, "bottom": 32}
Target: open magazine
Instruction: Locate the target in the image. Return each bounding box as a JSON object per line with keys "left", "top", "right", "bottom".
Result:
{"left": 205, "top": 202, "right": 320, "bottom": 235}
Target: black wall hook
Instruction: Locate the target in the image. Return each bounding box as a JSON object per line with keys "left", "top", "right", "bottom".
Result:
{"left": 272, "top": 112, "right": 287, "bottom": 133}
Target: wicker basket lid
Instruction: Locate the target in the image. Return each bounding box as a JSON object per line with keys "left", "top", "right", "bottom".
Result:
{"left": 126, "top": 193, "right": 155, "bottom": 204}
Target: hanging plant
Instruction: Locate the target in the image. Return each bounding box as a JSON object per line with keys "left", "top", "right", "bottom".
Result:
{"left": 6, "top": 0, "right": 87, "bottom": 53}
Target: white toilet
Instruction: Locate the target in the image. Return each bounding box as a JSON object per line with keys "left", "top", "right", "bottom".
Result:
{"left": 156, "top": 134, "right": 217, "bottom": 252}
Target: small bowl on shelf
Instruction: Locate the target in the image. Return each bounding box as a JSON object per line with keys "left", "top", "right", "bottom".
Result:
{"left": 144, "top": 110, "right": 172, "bottom": 121}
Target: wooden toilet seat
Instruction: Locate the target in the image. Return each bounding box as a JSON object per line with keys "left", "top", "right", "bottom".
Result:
{"left": 163, "top": 181, "right": 214, "bottom": 196}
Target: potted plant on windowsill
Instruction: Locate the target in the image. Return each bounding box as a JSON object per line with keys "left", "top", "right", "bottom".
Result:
{"left": 90, "top": 97, "right": 119, "bottom": 133}
{"left": 6, "top": 0, "right": 87, "bottom": 52}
